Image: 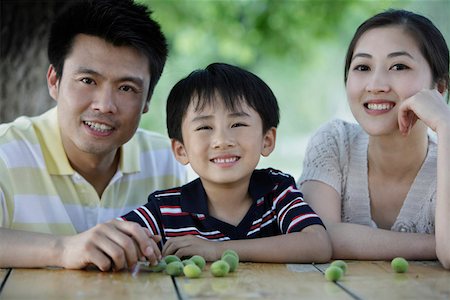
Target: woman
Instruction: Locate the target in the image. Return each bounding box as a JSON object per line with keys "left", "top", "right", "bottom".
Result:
{"left": 298, "top": 9, "right": 450, "bottom": 268}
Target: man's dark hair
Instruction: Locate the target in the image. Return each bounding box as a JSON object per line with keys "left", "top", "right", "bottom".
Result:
{"left": 48, "top": 0, "right": 168, "bottom": 100}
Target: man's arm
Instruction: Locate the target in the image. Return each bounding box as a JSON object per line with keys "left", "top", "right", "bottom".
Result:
{"left": 161, "top": 224, "right": 331, "bottom": 263}
{"left": 0, "top": 220, "right": 161, "bottom": 271}
{"left": 301, "top": 181, "right": 437, "bottom": 260}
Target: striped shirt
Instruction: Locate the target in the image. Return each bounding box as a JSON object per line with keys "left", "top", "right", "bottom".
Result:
{"left": 0, "top": 107, "right": 187, "bottom": 235}
{"left": 120, "top": 168, "right": 324, "bottom": 246}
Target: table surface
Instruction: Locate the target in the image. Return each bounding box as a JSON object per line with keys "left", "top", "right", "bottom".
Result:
{"left": 1, "top": 261, "right": 449, "bottom": 299}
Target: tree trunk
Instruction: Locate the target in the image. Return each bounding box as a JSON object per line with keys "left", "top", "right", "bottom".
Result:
{"left": 0, "top": 0, "right": 74, "bottom": 123}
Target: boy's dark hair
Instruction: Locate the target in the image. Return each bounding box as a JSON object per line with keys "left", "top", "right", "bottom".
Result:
{"left": 166, "top": 62, "right": 280, "bottom": 143}
{"left": 47, "top": 0, "right": 168, "bottom": 101}
{"left": 344, "top": 9, "right": 449, "bottom": 102}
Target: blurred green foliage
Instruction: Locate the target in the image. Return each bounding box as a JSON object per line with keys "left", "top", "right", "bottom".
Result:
{"left": 135, "top": 0, "right": 450, "bottom": 179}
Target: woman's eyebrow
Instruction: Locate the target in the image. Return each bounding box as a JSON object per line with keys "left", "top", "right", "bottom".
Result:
{"left": 387, "top": 51, "right": 414, "bottom": 59}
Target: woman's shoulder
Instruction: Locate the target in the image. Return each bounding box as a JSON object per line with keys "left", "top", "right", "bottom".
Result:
{"left": 309, "top": 119, "right": 363, "bottom": 147}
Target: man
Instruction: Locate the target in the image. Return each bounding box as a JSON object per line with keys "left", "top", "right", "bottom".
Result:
{"left": 0, "top": 0, "right": 186, "bottom": 271}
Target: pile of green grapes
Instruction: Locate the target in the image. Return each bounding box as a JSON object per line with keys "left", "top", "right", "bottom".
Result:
{"left": 146, "top": 249, "right": 239, "bottom": 278}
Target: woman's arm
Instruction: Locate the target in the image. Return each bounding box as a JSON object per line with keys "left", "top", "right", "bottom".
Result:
{"left": 161, "top": 224, "right": 331, "bottom": 263}
{"left": 398, "top": 89, "right": 450, "bottom": 269}
{"left": 301, "top": 180, "right": 436, "bottom": 260}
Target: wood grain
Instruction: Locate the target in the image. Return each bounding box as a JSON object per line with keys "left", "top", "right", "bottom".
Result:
{"left": 175, "top": 262, "right": 352, "bottom": 299}
{"left": 1, "top": 268, "right": 177, "bottom": 299}
{"left": 316, "top": 260, "right": 450, "bottom": 300}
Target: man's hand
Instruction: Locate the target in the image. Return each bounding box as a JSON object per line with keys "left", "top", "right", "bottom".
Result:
{"left": 58, "top": 220, "right": 161, "bottom": 271}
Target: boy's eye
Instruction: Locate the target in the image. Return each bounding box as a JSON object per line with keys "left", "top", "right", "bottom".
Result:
{"left": 353, "top": 65, "right": 370, "bottom": 72}
{"left": 81, "top": 78, "right": 95, "bottom": 85}
{"left": 390, "top": 64, "right": 410, "bottom": 71}
{"left": 195, "top": 126, "right": 211, "bottom": 131}
{"left": 231, "top": 123, "right": 247, "bottom": 128}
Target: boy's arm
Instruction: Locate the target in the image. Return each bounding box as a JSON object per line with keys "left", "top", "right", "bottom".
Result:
{"left": 162, "top": 225, "right": 330, "bottom": 263}
{"left": 301, "top": 180, "right": 437, "bottom": 260}
{"left": 0, "top": 220, "right": 160, "bottom": 270}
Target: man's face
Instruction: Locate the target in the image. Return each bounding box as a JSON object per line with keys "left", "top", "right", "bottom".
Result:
{"left": 48, "top": 34, "right": 151, "bottom": 164}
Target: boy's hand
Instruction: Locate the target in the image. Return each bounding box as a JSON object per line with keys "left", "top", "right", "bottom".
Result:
{"left": 398, "top": 89, "right": 450, "bottom": 135}
{"left": 58, "top": 220, "right": 161, "bottom": 271}
{"left": 162, "top": 235, "right": 221, "bottom": 261}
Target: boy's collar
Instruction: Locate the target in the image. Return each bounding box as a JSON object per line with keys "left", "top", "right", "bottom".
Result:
{"left": 178, "top": 169, "right": 275, "bottom": 215}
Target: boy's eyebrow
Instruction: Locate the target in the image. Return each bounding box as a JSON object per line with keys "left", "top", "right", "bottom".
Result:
{"left": 229, "top": 111, "right": 251, "bottom": 118}
{"left": 75, "top": 67, "right": 145, "bottom": 86}
{"left": 190, "top": 111, "right": 250, "bottom": 122}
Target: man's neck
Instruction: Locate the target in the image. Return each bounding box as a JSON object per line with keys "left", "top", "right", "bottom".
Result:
{"left": 69, "top": 151, "right": 120, "bottom": 198}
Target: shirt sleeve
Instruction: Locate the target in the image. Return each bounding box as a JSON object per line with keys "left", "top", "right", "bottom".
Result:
{"left": 297, "top": 119, "right": 349, "bottom": 196}
{"left": 118, "top": 193, "right": 165, "bottom": 245}
{"left": 273, "top": 172, "right": 325, "bottom": 233}
{"left": 0, "top": 158, "right": 11, "bottom": 228}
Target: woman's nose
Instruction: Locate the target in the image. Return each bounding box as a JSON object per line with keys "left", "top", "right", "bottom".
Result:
{"left": 365, "top": 69, "right": 390, "bottom": 93}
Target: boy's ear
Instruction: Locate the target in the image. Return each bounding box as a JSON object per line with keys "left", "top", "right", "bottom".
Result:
{"left": 47, "top": 65, "right": 59, "bottom": 102}
{"left": 171, "top": 139, "right": 190, "bottom": 165}
{"left": 261, "top": 127, "right": 276, "bottom": 157}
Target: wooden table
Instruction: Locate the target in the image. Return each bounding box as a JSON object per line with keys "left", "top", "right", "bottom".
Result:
{"left": 1, "top": 261, "right": 449, "bottom": 299}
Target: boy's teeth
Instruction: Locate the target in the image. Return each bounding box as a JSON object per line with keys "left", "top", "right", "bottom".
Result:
{"left": 84, "top": 121, "right": 113, "bottom": 132}
{"left": 213, "top": 157, "right": 237, "bottom": 163}
{"left": 367, "top": 103, "right": 394, "bottom": 110}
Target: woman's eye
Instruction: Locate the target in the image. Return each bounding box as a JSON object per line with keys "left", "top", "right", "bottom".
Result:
{"left": 353, "top": 65, "right": 370, "bottom": 72}
{"left": 391, "top": 64, "right": 410, "bottom": 71}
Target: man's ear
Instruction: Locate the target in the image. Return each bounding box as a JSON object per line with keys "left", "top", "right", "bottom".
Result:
{"left": 171, "top": 139, "right": 189, "bottom": 165}
{"left": 47, "top": 65, "right": 59, "bottom": 102}
{"left": 142, "top": 101, "right": 149, "bottom": 114}
{"left": 261, "top": 127, "right": 276, "bottom": 157}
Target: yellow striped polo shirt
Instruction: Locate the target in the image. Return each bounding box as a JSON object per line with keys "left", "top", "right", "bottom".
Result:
{"left": 0, "top": 107, "right": 187, "bottom": 235}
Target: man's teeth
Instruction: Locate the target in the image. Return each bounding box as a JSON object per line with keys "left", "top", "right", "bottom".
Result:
{"left": 213, "top": 157, "right": 238, "bottom": 164}
{"left": 84, "top": 121, "right": 113, "bottom": 132}
{"left": 367, "top": 103, "right": 394, "bottom": 110}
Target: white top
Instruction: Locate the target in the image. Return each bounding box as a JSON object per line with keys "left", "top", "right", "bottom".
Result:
{"left": 298, "top": 119, "right": 437, "bottom": 234}
{"left": 0, "top": 108, "right": 187, "bottom": 234}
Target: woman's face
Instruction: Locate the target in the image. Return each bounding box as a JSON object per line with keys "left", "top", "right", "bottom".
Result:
{"left": 346, "top": 25, "right": 434, "bottom": 136}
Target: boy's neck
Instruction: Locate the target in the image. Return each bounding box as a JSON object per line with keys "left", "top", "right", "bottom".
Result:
{"left": 202, "top": 178, "right": 253, "bottom": 227}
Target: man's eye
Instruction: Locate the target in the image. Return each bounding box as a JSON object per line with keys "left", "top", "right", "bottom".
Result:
{"left": 81, "top": 78, "right": 95, "bottom": 84}
{"left": 231, "top": 123, "right": 247, "bottom": 128}
{"left": 353, "top": 65, "right": 370, "bottom": 71}
{"left": 391, "top": 64, "right": 410, "bottom": 71}
{"left": 119, "top": 85, "right": 137, "bottom": 93}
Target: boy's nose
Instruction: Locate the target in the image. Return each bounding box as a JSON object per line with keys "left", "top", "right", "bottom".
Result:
{"left": 212, "top": 128, "right": 235, "bottom": 149}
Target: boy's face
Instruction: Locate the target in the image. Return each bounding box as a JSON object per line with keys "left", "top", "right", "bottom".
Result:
{"left": 47, "top": 34, "right": 150, "bottom": 165}
{"left": 172, "top": 98, "right": 276, "bottom": 188}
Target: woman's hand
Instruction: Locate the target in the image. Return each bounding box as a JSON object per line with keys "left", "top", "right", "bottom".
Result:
{"left": 398, "top": 89, "right": 450, "bottom": 135}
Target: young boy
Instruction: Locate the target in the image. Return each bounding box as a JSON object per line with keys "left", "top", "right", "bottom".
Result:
{"left": 120, "top": 63, "right": 331, "bottom": 263}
